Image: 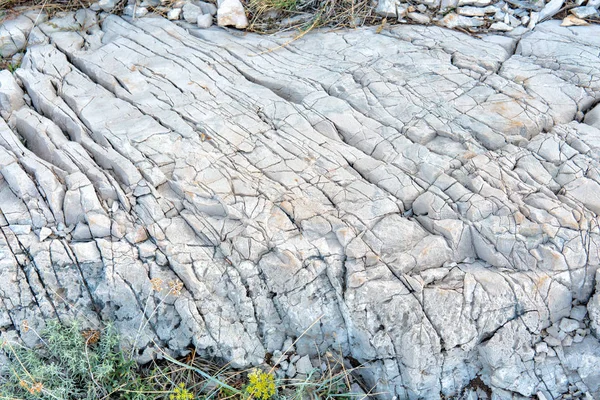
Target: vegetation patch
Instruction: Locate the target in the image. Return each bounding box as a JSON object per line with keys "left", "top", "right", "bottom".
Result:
{"left": 0, "top": 319, "right": 369, "bottom": 399}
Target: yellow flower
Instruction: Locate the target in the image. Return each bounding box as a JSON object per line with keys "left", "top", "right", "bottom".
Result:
{"left": 169, "top": 382, "right": 194, "bottom": 400}
{"left": 245, "top": 369, "right": 276, "bottom": 400}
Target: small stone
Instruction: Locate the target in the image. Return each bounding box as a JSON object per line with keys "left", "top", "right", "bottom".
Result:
{"left": 123, "top": 5, "right": 149, "bottom": 17}
{"left": 561, "top": 15, "right": 590, "bottom": 25}
{"left": 183, "top": 3, "right": 203, "bottom": 23}
{"left": 570, "top": 305, "right": 588, "bottom": 321}
{"left": 217, "top": 0, "right": 248, "bottom": 28}
{"left": 286, "top": 363, "right": 296, "bottom": 377}
{"left": 295, "top": 355, "right": 313, "bottom": 375}
{"left": 441, "top": 13, "right": 485, "bottom": 28}
{"left": 545, "top": 336, "right": 562, "bottom": 347}
{"left": 535, "top": 342, "right": 549, "bottom": 353}
{"left": 282, "top": 337, "right": 294, "bottom": 353}
{"left": 559, "top": 318, "right": 580, "bottom": 333}
{"left": 539, "top": 0, "right": 565, "bottom": 20}
{"left": 72, "top": 223, "right": 92, "bottom": 240}
{"left": 508, "top": 15, "right": 521, "bottom": 26}
{"left": 167, "top": 8, "right": 182, "bottom": 20}
{"left": 570, "top": 5, "right": 598, "bottom": 18}
{"left": 489, "top": 21, "right": 513, "bottom": 30}
{"left": 376, "top": 0, "right": 400, "bottom": 17}
{"left": 97, "top": 0, "right": 118, "bottom": 12}
{"left": 457, "top": 5, "right": 497, "bottom": 15}
{"left": 197, "top": 1, "right": 218, "bottom": 15}
{"left": 576, "top": 328, "right": 589, "bottom": 336}
{"left": 537, "top": 391, "right": 550, "bottom": 400}
{"left": 38, "top": 227, "right": 52, "bottom": 241}
{"left": 197, "top": 14, "right": 213, "bottom": 28}
{"left": 458, "top": 0, "right": 491, "bottom": 5}
{"left": 562, "top": 335, "right": 574, "bottom": 347}
{"left": 407, "top": 12, "right": 431, "bottom": 23}
{"left": 88, "top": 213, "right": 111, "bottom": 238}
{"left": 156, "top": 251, "right": 168, "bottom": 266}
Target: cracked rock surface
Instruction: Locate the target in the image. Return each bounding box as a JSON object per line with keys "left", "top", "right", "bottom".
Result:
{"left": 1, "top": 14, "right": 600, "bottom": 399}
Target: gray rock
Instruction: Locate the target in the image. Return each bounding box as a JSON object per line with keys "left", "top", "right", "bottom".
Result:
{"left": 183, "top": 3, "right": 203, "bottom": 23}
{"left": 3, "top": 13, "right": 600, "bottom": 400}
{"left": 295, "top": 355, "right": 313, "bottom": 375}
{"left": 571, "top": 306, "right": 588, "bottom": 322}
{"left": 584, "top": 104, "right": 600, "bottom": 129}
{"left": 571, "top": 6, "right": 598, "bottom": 18}
{"left": 560, "top": 318, "right": 581, "bottom": 333}
{"left": 197, "top": 1, "right": 218, "bottom": 15}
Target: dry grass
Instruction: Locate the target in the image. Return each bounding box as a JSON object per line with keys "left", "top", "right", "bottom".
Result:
{"left": 244, "top": 0, "right": 384, "bottom": 34}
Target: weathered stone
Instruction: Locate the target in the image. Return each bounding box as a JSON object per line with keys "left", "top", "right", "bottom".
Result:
{"left": 1, "top": 13, "right": 600, "bottom": 400}
{"left": 0, "top": 15, "right": 34, "bottom": 58}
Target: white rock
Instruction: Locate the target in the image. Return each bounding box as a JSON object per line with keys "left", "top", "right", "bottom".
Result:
{"left": 38, "top": 227, "right": 52, "bottom": 241}
{"left": 441, "top": 13, "right": 485, "bottom": 28}
{"left": 197, "top": 14, "right": 213, "bottom": 28}
{"left": 539, "top": 0, "right": 565, "bottom": 20}
{"left": 376, "top": 0, "right": 399, "bottom": 17}
{"left": 97, "top": 0, "right": 118, "bottom": 12}
{"left": 167, "top": 8, "right": 183, "bottom": 20}
{"left": 123, "top": 5, "right": 149, "bottom": 17}
{"left": 458, "top": 0, "right": 491, "bottom": 5}
{"left": 457, "top": 5, "right": 498, "bottom": 15}
{"left": 0, "top": 16, "right": 33, "bottom": 58}
{"left": 489, "top": 21, "right": 514, "bottom": 30}
{"left": 407, "top": 12, "right": 431, "bottom": 23}
{"left": 217, "top": 0, "right": 248, "bottom": 28}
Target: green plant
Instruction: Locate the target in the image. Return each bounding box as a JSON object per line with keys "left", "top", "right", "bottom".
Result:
{"left": 0, "top": 320, "right": 146, "bottom": 400}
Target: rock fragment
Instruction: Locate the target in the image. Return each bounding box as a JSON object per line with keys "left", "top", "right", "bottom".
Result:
{"left": 217, "top": 0, "right": 248, "bottom": 28}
